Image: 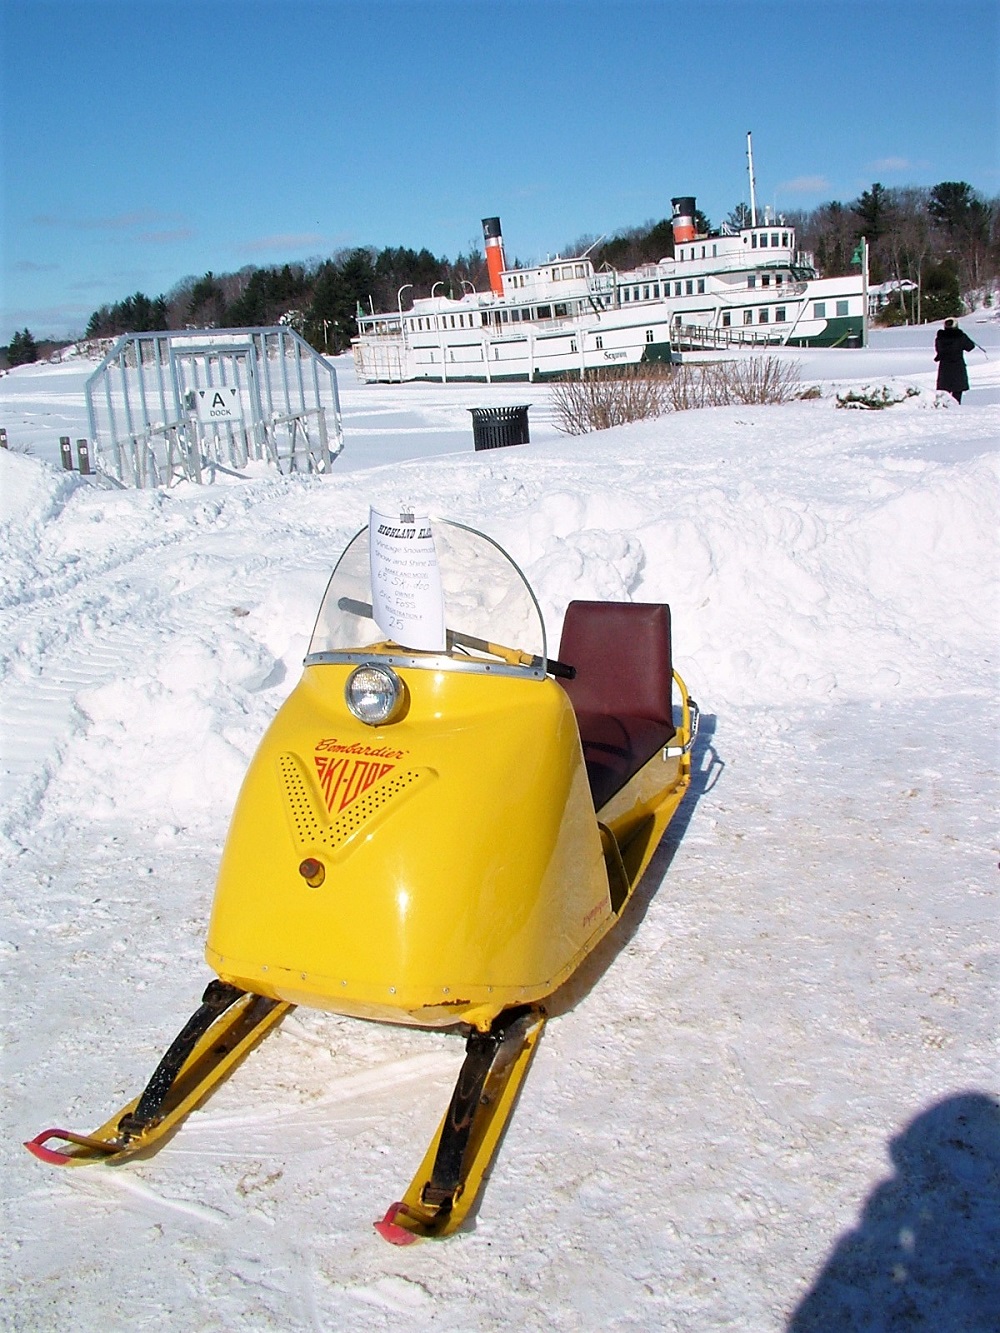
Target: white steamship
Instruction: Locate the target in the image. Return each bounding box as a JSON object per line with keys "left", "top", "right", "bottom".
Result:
{"left": 352, "top": 192, "right": 867, "bottom": 384}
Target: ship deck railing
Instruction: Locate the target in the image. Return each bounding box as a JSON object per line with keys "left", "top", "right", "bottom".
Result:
{"left": 668, "top": 323, "right": 787, "bottom": 352}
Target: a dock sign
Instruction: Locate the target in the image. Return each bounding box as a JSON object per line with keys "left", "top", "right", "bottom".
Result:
{"left": 193, "top": 387, "right": 242, "bottom": 422}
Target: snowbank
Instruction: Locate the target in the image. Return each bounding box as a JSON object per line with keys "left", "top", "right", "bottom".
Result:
{"left": 1, "top": 331, "right": 997, "bottom": 1330}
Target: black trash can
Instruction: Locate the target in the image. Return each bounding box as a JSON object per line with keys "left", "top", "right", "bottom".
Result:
{"left": 469, "top": 404, "right": 531, "bottom": 451}
{"left": 845, "top": 331, "right": 862, "bottom": 348}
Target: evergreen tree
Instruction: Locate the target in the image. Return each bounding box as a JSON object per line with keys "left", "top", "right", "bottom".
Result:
{"left": 7, "top": 328, "right": 39, "bottom": 365}
{"left": 225, "top": 264, "right": 309, "bottom": 328}
{"left": 928, "top": 181, "right": 987, "bottom": 236}
{"left": 304, "top": 248, "right": 378, "bottom": 351}
{"left": 928, "top": 181, "right": 992, "bottom": 292}
{"left": 853, "top": 182, "right": 891, "bottom": 243}
{"left": 920, "top": 260, "right": 963, "bottom": 321}
{"left": 187, "top": 272, "right": 227, "bottom": 327}
{"left": 85, "top": 291, "right": 167, "bottom": 337}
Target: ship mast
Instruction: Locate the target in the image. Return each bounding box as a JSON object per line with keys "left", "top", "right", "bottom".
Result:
{"left": 747, "top": 131, "right": 758, "bottom": 227}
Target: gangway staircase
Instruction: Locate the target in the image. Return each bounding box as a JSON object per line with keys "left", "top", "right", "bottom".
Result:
{"left": 668, "top": 322, "right": 787, "bottom": 354}
{"left": 85, "top": 327, "right": 343, "bottom": 489}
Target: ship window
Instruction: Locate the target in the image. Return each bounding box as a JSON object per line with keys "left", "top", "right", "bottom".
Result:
{"left": 776, "top": 273, "right": 783, "bottom": 285}
{"left": 685, "top": 280, "right": 693, "bottom": 295}
{"left": 698, "top": 279, "right": 705, "bottom": 293}
{"left": 554, "top": 303, "right": 568, "bottom": 317}
{"left": 653, "top": 283, "right": 660, "bottom": 298}
{"left": 763, "top": 233, "right": 771, "bottom": 247}
{"left": 748, "top": 275, "right": 756, "bottom": 288}
{"left": 596, "top": 335, "right": 603, "bottom": 349}
{"left": 836, "top": 300, "right": 849, "bottom": 316}
{"left": 776, "top": 307, "right": 786, "bottom": 322}
{"left": 575, "top": 265, "right": 585, "bottom": 278}
{"left": 536, "top": 305, "right": 552, "bottom": 319}
{"left": 701, "top": 247, "right": 706, "bottom": 258}
{"left": 623, "top": 288, "right": 630, "bottom": 302}
{"left": 643, "top": 286, "right": 650, "bottom": 300}
{"left": 646, "top": 329, "right": 654, "bottom": 343}
{"left": 762, "top": 275, "right": 770, "bottom": 287}
{"left": 814, "top": 302, "right": 826, "bottom": 318}
{"left": 712, "top": 244, "right": 717, "bottom": 257}
{"left": 759, "top": 309, "right": 769, "bottom": 323}
{"left": 633, "top": 287, "right": 640, "bottom": 300}
{"left": 722, "top": 311, "right": 732, "bottom": 326}
{"left": 772, "top": 234, "right": 779, "bottom": 247}
{"left": 751, "top": 233, "right": 758, "bottom": 248}
{"left": 743, "top": 310, "right": 753, "bottom": 324}
{"left": 563, "top": 266, "right": 574, "bottom": 279}
{"left": 675, "top": 283, "right": 682, "bottom": 296}
{"left": 501, "top": 309, "right": 509, "bottom": 322}
{"left": 782, "top": 232, "right": 788, "bottom": 246}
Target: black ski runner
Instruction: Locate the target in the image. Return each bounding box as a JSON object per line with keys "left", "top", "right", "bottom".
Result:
{"left": 376, "top": 1005, "right": 546, "bottom": 1243}
{"left": 25, "top": 984, "right": 291, "bottom": 1165}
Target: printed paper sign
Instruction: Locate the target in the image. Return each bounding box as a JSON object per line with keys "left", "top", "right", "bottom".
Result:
{"left": 193, "top": 387, "right": 242, "bottom": 422}
{"left": 369, "top": 508, "right": 446, "bottom": 652}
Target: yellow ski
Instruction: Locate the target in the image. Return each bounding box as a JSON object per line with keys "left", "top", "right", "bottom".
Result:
{"left": 375, "top": 1006, "right": 546, "bottom": 1243}
{"left": 25, "top": 982, "right": 291, "bottom": 1166}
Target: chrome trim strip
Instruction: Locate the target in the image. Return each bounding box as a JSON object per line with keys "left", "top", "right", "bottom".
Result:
{"left": 303, "top": 650, "right": 545, "bottom": 681}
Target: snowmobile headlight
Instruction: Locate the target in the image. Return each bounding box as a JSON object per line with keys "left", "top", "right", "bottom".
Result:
{"left": 345, "top": 664, "right": 406, "bottom": 726}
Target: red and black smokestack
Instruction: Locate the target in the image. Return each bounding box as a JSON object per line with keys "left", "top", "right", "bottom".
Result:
{"left": 482, "top": 217, "right": 507, "bottom": 296}
{"left": 671, "top": 197, "right": 698, "bottom": 244}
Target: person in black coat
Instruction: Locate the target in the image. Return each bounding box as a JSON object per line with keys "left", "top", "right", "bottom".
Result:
{"left": 934, "top": 318, "right": 976, "bottom": 402}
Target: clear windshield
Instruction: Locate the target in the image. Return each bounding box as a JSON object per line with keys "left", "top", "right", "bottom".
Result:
{"left": 306, "top": 520, "right": 547, "bottom": 677}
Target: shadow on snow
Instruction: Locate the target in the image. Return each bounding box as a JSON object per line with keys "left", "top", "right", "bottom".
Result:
{"left": 789, "top": 1091, "right": 1000, "bottom": 1332}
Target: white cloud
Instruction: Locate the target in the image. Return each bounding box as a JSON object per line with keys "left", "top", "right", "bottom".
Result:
{"left": 779, "top": 175, "right": 830, "bottom": 194}
{"left": 869, "top": 157, "right": 914, "bottom": 174}
{"left": 238, "top": 232, "right": 327, "bottom": 254}
{"left": 33, "top": 210, "right": 186, "bottom": 233}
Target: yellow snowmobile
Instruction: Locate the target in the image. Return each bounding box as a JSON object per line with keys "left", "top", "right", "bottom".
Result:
{"left": 26, "top": 516, "right": 697, "bottom": 1242}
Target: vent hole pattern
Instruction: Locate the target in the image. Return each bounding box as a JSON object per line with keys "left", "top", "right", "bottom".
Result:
{"left": 325, "top": 769, "right": 420, "bottom": 843}
{"left": 279, "top": 756, "right": 323, "bottom": 843}
{"left": 279, "top": 755, "right": 423, "bottom": 850}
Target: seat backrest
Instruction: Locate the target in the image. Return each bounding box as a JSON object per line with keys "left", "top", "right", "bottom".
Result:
{"left": 557, "top": 601, "right": 672, "bottom": 723}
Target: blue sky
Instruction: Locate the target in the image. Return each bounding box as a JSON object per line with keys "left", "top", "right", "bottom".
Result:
{"left": 2, "top": 0, "right": 997, "bottom": 341}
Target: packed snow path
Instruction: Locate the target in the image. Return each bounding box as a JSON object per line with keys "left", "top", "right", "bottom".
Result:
{"left": 1, "top": 327, "right": 997, "bottom": 1329}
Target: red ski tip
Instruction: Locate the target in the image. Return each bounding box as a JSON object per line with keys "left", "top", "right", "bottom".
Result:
{"left": 374, "top": 1203, "right": 421, "bottom": 1245}
{"left": 24, "top": 1130, "right": 76, "bottom": 1165}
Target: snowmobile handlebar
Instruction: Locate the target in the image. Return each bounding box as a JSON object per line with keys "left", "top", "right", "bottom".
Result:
{"left": 337, "top": 597, "right": 576, "bottom": 680}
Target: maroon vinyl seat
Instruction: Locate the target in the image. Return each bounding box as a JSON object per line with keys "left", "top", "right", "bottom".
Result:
{"left": 557, "top": 601, "right": 676, "bottom": 810}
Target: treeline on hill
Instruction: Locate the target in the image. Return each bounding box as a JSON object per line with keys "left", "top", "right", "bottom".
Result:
{"left": 83, "top": 245, "right": 487, "bottom": 352}
{"left": 79, "top": 179, "right": 997, "bottom": 351}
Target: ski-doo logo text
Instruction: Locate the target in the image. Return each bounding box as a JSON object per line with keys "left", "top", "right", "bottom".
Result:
{"left": 315, "top": 755, "right": 394, "bottom": 813}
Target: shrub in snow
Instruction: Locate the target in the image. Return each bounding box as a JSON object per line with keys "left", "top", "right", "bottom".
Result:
{"left": 551, "top": 357, "right": 801, "bottom": 435}
{"left": 836, "top": 385, "right": 921, "bottom": 410}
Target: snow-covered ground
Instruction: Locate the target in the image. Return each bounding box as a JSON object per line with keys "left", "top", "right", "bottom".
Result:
{"left": 1, "top": 324, "right": 997, "bottom": 1330}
